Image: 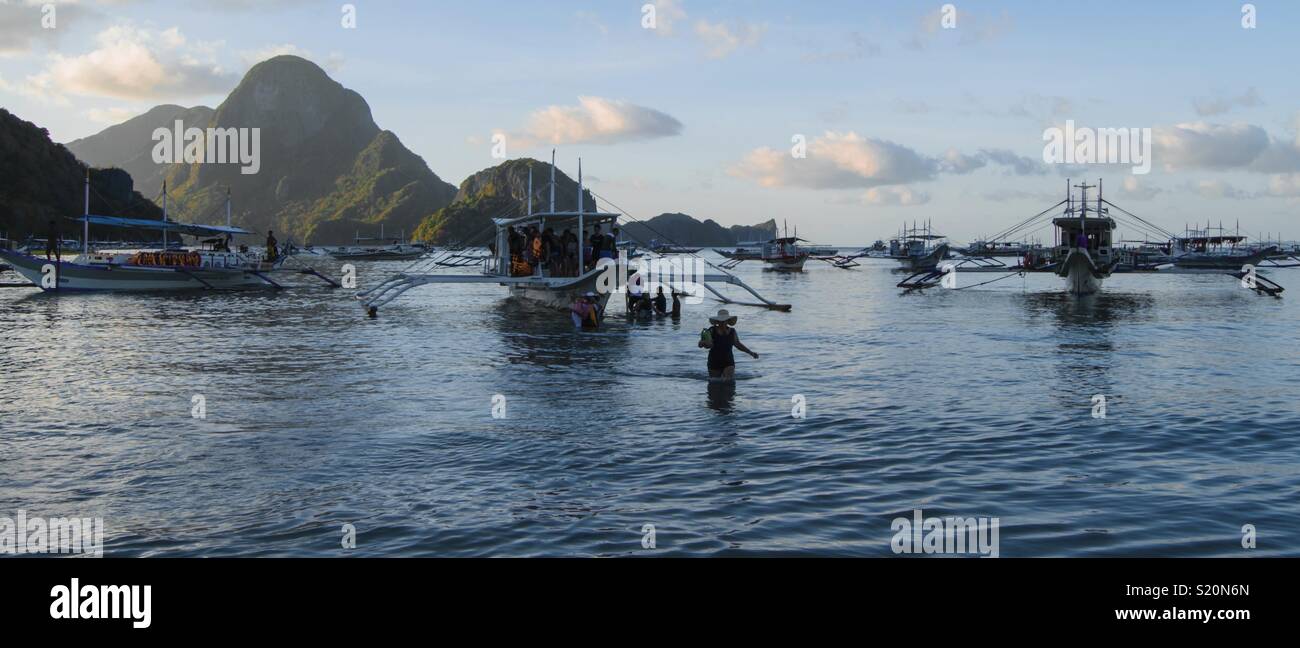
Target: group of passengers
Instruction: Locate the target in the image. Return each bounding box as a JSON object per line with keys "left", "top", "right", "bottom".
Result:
{"left": 505, "top": 223, "right": 622, "bottom": 277}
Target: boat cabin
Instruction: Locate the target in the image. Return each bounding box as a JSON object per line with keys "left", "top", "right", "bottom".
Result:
{"left": 487, "top": 210, "right": 621, "bottom": 279}
{"left": 762, "top": 236, "right": 805, "bottom": 260}
{"left": 1053, "top": 215, "right": 1116, "bottom": 262}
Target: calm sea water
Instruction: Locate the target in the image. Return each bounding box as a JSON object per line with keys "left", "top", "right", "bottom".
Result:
{"left": 2, "top": 254, "right": 1298, "bottom": 557}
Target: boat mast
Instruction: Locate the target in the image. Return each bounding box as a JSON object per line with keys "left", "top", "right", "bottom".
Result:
{"left": 549, "top": 149, "right": 556, "bottom": 213}
{"left": 83, "top": 168, "right": 90, "bottom": 255}
{"left": 577, "top": 157, "right": 584, "bottom": 273}
{"left": 527, "top": 167, "right": 533, "bottom": 217}
{"left": 162, "top": 179, "right": 168, "bottom": 249}
{"left": 226, "top": 187, "right": 232, "bottom": 229}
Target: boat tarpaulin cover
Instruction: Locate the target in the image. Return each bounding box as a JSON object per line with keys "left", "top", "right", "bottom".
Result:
{"left": 71, "top": 215, "right": 253, "bottom": 238}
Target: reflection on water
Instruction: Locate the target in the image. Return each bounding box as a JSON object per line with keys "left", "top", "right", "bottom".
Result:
{"left": 706, "top": 379, "right": 737, "bottom": 413}
{"left": 1, "top": 261, "right": 1298, "bottom": 556}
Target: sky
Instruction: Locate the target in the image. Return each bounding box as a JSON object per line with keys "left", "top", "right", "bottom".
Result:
{"left": 2, "top": 0, "right": 1299, "bottom": 244}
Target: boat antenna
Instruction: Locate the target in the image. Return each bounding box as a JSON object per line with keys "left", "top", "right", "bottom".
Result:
{"left": 83, "top": 168, "right": 90, "bottom": 255}
{"left": 577, "top": 157, "right": 584, "bottom": 272}
{"left": 549, "top": 149, "right": 556, "bottom": 213}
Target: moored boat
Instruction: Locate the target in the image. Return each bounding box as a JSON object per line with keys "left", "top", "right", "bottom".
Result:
{"left": 0, "top": 177, "right": 324, "bottom": 292}
{"left": 356, "top": 154, "right": 791, "bottom": 317}
{"left": 889, "top": 222, "right": 950, "bottom": 271}
{"left": 1051, "top": 181, "right": 1117, "bottom": 295}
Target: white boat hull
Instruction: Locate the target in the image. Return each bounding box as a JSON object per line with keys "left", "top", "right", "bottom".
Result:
{"left": 0, "top": 249, "right": 275, "bottom": 291}
{"left": 1056, "top": 249, "right": 1107, "bottom": 295}
{"left": 508, "top": 276, "right": 610, "bottom": 311}
{"left": 763, "top": 256, "right": 808, "bottom": 272}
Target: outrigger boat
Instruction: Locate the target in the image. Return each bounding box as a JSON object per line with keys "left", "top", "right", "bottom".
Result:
{"left": 1050, "top": 181, "right": 1117, "bottom": 295}
{"left": 716, "top": 241, "right": 763, "bottom": 261}
{"left": 961, "top": 239, "right": 1043, "bottom": 258}
{"left": 889, "top": 221, "right": 950, "bottom": 271}
{"left": 355, "top": 154, "right": 791, "bottom": 317}
{"left": 759, "top": 236, "right": 811, "bottom": 272}
{"left": 647, "top": 240, "right": 701, "bottom": 255}
{"left": 897, "top": 179, "right": 1286, "bottom": 298}
{"left": 328, "top": 226, "right": 430, "bottom": 261}
{"left": 1168, "top": 223, "right": 1277, "bottom": 270}
{"left": 0, "top": 175, "right": 339, "bottom": 292}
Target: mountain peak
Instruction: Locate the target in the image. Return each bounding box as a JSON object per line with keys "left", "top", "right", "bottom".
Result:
{"left": 65, "top": 56, "right": 456, "bottom": 244}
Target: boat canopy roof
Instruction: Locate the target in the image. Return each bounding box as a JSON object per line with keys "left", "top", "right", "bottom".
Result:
{"left": 1053, "top": 216, "right": 1116, "bottom": 230}
{"left": 1178, "top": 235, "right": 1247, "bottom": 243}
{"left": 72, "top": 215, "right": 253, "bottom": 237}
{"left": 492, "top": 211, "right": 621, "bottom": 230}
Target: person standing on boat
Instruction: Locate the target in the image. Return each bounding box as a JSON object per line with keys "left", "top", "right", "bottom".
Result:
{"left": 698, "top": 309, "right": 757, "bottom": 380}
{"left": 606, "top": 227, "right": 621, "bottom": 260}
{"left": 45, "top": 220, "right": 61, "bottom": 262}
{"left": 562, "top": 229, "right": 578, "bottom": 276}
{"left": 265, "top": 230, "right": 279, "bottom": 262}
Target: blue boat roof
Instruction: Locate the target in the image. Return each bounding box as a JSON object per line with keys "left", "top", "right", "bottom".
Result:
{"left": 72, "top": 215, "right": 253, "bottom": 237}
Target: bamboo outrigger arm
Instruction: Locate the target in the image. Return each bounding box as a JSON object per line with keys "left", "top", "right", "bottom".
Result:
{"left": 355, "top": 269, "right": 792, "bottom": 312}
{"left": 699, "top": 272, "right": 792, "bottom": 311}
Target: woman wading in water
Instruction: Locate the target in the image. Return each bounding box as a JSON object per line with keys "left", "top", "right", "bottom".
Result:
{"left": 698, "top": 309, "right": 758, "bottom": 381}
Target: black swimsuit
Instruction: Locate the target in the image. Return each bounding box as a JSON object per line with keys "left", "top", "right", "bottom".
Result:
{"left": 708, "top": 326, "right": 737, "bottom": 370}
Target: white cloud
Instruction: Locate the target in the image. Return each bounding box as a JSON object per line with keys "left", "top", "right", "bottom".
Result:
{"left": 20, "top": 24, "right": 236, "bottom": 102}
{"left": 1118, "top": 176, "right": 1161, "bottom": 201}
{"left": 648, "top": 0, "right": 686, "bottom": 37}
{"left": 907, "top": 8, "right": 1012, "bottom": 50}
{"left": 1186, "top": 179, "right": 1255, "bottom": 200}
{"left": 84, "top": 105, "right": 144, "bottom": 125}
{"left": 1193, "top": 87, "right": 1262, "bottom": 117}
{"left": 730, "top": 131, "right": 937, "bottom": 189}
{"left": 0, "top": 0, "right": 96, "bottom": 57}
{"left": 731, "top": 133, "right": 1048, "bottom": 191}
{"left": 1153, "top": 121, "right": 1300, "bottom": 173}
{"left": 515, "top": 96, "right": 683, "bottom": 146}
{"left": 1267, "top": 173, "right": 1300, "bottom": 197}
{"left": 863, "top": 186, "right": 930, "bottom": 206}
{"left": 694, "top": 19, "right": 765, "bottom": 58}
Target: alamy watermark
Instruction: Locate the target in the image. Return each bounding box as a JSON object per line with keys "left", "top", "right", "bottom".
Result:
{"left": 152, "top": 120, "right": 261, "bottom": 175}
{"left": 891, "top": 508, "right": 999, "bottom": 557}
{"left": 1, "top": 510, "right": 104, "bottom": 556}
{"left": 595, "top": 250, "right": 706, "bottom": 304}
{"left": 1042, "top": 120, "right": 1151, "bottom": 175}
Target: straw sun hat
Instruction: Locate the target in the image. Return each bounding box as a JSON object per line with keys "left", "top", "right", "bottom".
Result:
{"left": 708, "top": 309, "right": 738, "bottom": 325}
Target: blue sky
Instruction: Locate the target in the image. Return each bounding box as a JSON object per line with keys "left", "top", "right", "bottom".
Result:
{"left": 2, "top": 0, "right": 1299, "bottom": 244}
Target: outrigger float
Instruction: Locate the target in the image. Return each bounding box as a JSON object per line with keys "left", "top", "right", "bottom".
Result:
{"left": 356, "top": 155, "right": 791, "bottom": 316}
{"left": 897, "top": 179, "right": 1287, "bottom": 297}
{"left": 0, "top": 174, "right": 340, "bottom": 292}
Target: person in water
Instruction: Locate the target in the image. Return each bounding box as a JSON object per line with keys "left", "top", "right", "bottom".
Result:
{"left": 670, "top": 290, "right": 685, "bottom": 318}
{"left": 570, "top": 292, "right": 602, "bottom": 329}
{"left": 652, "top": 287, "right": 667, "bottom": 315}
{"left": 698, "top": 309, "right": 757, "bottom": 380}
